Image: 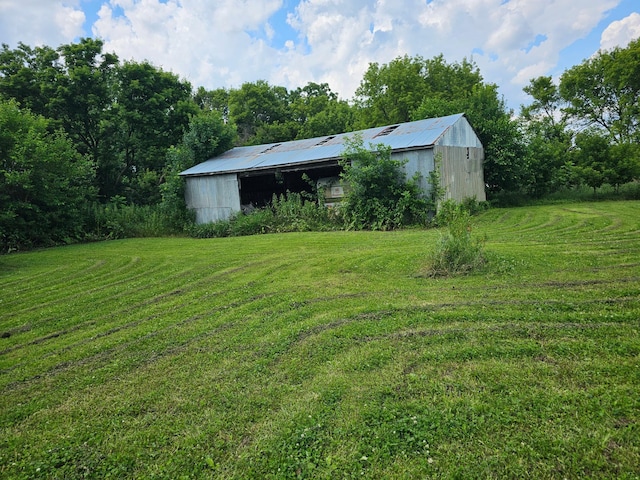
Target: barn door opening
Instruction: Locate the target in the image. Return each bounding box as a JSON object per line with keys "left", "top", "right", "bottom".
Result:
{"left": 239, "top": 164, "right": 342, "bottom": 209}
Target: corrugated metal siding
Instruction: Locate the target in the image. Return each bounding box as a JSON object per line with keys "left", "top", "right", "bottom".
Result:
{"left": 435, "top": 146, "right": 486, "bottom": 202}
{"left": 184, "top": 174, "right": 241, "bottom": 223}
{"left": 435, "top": 116, "right": 483, "bottom": 148}
{"left": 391, "top": 149, "right": 434, "bottom": 195}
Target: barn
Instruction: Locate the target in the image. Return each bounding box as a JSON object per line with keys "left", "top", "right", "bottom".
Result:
{"left": 179, "top": 113, "right": 486, "bottom": 224}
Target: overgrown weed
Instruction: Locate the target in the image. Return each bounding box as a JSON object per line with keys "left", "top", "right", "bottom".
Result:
{"left": 424, "top": 200, "right": 487, "bottom": 277}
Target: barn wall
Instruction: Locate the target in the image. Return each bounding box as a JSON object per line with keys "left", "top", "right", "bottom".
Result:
{"left": 184, "top": 174, "right": 241, "bottom": 223}
{"left": 437, "top": 116, "right": 483, "bottom": 148}
{"left": 435, "top": 146, "right": 486, "bottom": 202}
{"left": 392, "top": 148, "right": 435, "bottom": 195}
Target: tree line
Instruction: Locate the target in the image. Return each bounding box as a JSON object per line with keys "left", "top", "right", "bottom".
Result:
{"left": 1, "top": 37, "right": 639, "bottom": 252}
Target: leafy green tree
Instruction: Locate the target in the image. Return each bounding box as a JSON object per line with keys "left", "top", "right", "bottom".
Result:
{"left": 605, "top": 142, "right": 640, "bottom": 191}
{"left": 520, "top": 76, "right": 573, "bottom": 196}
{"left": 0, "top": 100, "right": 95, "bottom": 252}
{"left": 355, "top": 54, "right": 482, "bottom": 128}
{"left": 113, "top": 61, "right": 198, "bottom": 204}
{"left": 355, "top": 55, "right": 428, "bottom": 126}
{"left": 560, "top": 38, "right": 640, "bottom": 144}
{"left": 160, "top": 110, "right": 237, "bottom": 231}
{"left": 572, "top": 130, "right": 610, "bottom": 193}
{"left": 297, "top": 99, "right": 355, "bottom": 139}
{"left": 52, "top": 39, "right": 119, "bottom": 200}
{"left": 1, "top": 39, "right": 120, "bottom": 201}
{"left": 289, "top": 82, "right": 355, "bottom": 138}
{"left": 339, "top": 135, "right": 428, "bottom": 230}
{"left": 194, "top": 86, "right": 230, "bottom": 120}
{"left": 0, "top": 42, "right": 61, "bottom": 116}
{"left": 228, "top": 80, "right": 290, "bottom": 144}
{"left": 413, "top": 83, "right": 527, "bottom": 195}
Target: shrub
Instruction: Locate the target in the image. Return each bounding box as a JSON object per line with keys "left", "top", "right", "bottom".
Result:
{"left": 188, "top": 191, "right": 338, "bottom": 239}
{"left": 339, "top": 135, "right": 429, "bottom": 230}
{"left": 85, "top": 199, "right": 175, "bottom": 240}
{"left": 188, "top": 219, "right": 232, "bottom": 238}
{"left": 270, "top": 192, "right": 335, "bottom": 232}
{"left": 426, "top": 204, "right": 486, "bottom": 277}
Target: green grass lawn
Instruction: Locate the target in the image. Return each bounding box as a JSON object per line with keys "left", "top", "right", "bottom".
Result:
{"left": 1, "top": 201, "right": 639, "bottom": 479}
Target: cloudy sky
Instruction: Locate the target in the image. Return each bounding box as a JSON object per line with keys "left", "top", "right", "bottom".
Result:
{"left": 1, "top": 0, "right": 639, "bottom": 111}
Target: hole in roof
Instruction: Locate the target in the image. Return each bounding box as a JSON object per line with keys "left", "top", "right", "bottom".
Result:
{"left": 374, "top": 125, "right": 399, "bottom": 138}
{"left": 259, "top": 144, "right": 281, "bottom": 154}
{"left": 314, "top": 136, "right": 335, "bottom": 146}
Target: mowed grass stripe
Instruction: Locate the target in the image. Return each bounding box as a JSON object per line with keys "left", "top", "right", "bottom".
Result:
{"left": 0, "top": 200, "right": 639, "bottom": 479}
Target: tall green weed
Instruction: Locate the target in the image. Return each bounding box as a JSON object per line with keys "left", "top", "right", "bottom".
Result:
{"left": 189, "top": 191, "right": 337, "bottom": 238}
{"left": 85, "top": 199, "right": 177, "bottom": 240}
{"left": 426, "top": 201, "right": 486, "bottom": 276}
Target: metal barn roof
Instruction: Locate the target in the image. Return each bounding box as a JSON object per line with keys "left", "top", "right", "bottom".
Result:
{"left": 180, "top": 113, "right": 466, "bottom": 177}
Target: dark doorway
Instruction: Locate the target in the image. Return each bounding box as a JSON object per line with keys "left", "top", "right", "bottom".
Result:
{"left": 239, "top": 163, "right": 342, "bottom": 208}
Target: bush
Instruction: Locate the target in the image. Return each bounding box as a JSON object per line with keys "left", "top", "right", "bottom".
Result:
{"left": 188, "top": 220, "right": 232, "bottom": 239}
{"left": 188, "top": 191, "right": 338, "bottom": 239}
{"left": 426, "top": 204, "right": 486, "bottom": 277}
{"left": 339, "top": 135, "right": 429, "bottom": 230}
{"left": 85, "top": 199, "right": 176, "bottom": 240}
{"left": 271, "top": 192, "right": 336, "bottom": 232}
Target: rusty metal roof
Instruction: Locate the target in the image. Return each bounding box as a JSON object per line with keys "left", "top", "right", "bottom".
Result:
{"left": 180, "top": 113, "right": 465, "bottom": 177}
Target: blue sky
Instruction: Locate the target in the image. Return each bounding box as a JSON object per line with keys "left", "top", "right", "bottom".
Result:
{"left": 1, "top": 0, "right": 639, "bottom": 111}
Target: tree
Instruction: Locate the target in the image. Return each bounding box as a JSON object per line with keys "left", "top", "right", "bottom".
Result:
{"left": 193, "top": 86, "right": 230, "bottom": 120}
{"left": 338, "top": 136, "right": 428, "bottom": 230}
{"left": 160, "top": 110, "right": 237, "bottom": 230}
{"left": 0, "top": 100, "right": 95, "bottom": 252}
{"left": 290, "top": 82, "right": 355, "bottom": 139}
{"left": 560, "top": 38, "right": 640, "bottom": 144}
{"left": 0, "top": 42, "right": 61, "bottom": 116}
{"left": 355, "top": 54, "right": 483, "bottom": 128}
{"left": 520, "top": 76, "right": 573, "bottom": 196}
{"left": 413, "top": 83, "right": 527, "bottom": 196}
{"left": 355, "top": 55, "right": 428, "bottom": 127}
{"left": 572, "top": 130, "right": 610, "bottom": 193}
{"left": 51, "top": 39, "right": 119, "bottom": 200}
{"left": 605, "top": 142, "right": 640, "bottom": 191}
{"left": 112, "top": 61, "right": 198, "bottom": 204}
{"left": 228, "top": 80, "right": 290, "bottom": 144}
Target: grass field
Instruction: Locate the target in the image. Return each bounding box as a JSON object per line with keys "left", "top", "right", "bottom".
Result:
{"left": 1, "top": 201, "right": 639, "bottom": 479}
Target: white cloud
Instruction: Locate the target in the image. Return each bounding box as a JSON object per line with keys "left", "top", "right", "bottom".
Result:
{"left": 285, "top": 0, "right": 621, "bottom": 108}
{"left": 600, "top": 12, "right": 640, "bottom": 50}
{"left": 0, "top": 0, "right": 633, "bottom": 111}
{"left": 0, "top": 0, "right": 85, "bottom": 47}
{"left": 93, "top": 0, "right": 284, "bottom": 88}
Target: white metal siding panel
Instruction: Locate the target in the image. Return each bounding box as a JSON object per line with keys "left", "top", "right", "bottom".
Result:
{"left": 435, "top": 116, "right": 483, "bottom": 148}
{"left": 185, "top": 174, "right": 241, "bottom": 223}
{"left": 391, "top": 149, "right": 434, "bottom": 195}
{"left": 435, "top": 146, "right": 486, "bottom": 202}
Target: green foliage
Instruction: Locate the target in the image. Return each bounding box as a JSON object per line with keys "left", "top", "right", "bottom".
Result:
{"left": 160, "top": 111, "right": 236, "bottom": 233}
{"left": 571, "top": 130, "right": 611, "bottom": 193}
{"left": 426, "top": 201, "right": 486, "bottom": 276}
{"left": 338, "top": 135, "right": 429, "bottom": 230}
{"left": 189, "top": 191, "right": 336, "bottom": 238}
{"left": 520, "top": 76, "right": 573, "bottom": 197}
{"left": 413, "top": 82, "right": 526, "bottom": 196}
{"left": 426, "top": 152, "right": 445, "bottom": 213}
{"left": 228, "top": 80, "right": 290, "bottom": 144}
{"left": 112, "top": 61, "right": 198, "bottom": 204}
{"left": 355, "top": 54, "right": 482, "bottom": 127}
{"left": 84, "top": 199, "right": 172, "bottom": 239}
{"left": 0, "top": 100, "right": 95, "bottom": 252}
{"left": 560, "top": 37, "right": 640, "bottom": 144}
